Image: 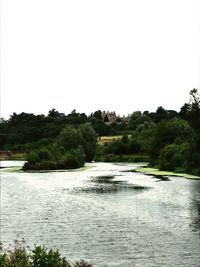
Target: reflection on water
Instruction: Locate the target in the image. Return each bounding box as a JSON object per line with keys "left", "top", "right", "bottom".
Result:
{"left": 189, "top": 181, "right": 200, "bottom": 232}
{"left": 74, "top": 175, "right": 150, "bottom": 194}
{"left": 153, "top": 175, "right": 171, "bottom": 182}
{"left": 1, "top": 161, "right": 200, "bottom": 267}
{"left": 190, "top": 199, "right": 200, "bottom": 232}
{"left": 92, "top": 175, "right": 117, "bottom": 183}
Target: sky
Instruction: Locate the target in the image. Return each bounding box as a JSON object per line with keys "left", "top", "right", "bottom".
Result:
{"left": 1, "top": 0, "right": 200, "bottom": 119}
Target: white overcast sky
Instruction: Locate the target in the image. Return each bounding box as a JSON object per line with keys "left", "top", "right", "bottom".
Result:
{"left": 1, "top": 0, "right": 200, "bottom": 118}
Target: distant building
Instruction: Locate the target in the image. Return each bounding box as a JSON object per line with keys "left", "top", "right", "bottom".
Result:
{"left": 102, "top": 111, "right": 117, "bottom": 123}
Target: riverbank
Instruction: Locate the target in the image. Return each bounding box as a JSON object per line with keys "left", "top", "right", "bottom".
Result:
{"left": 136, "top": 166, "right": 200, "bottom": 180}
{"left": 0, "top": 161, "right": 91, "bottom": 173}
{"left": 2, "top": 157, "right": 200, "bottom": 180}
{"left": 95, "top": 153, "right": 150, "bottom": 163}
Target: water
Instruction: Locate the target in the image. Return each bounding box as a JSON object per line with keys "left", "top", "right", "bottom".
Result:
{"left": 1, "top": 161, "right": 200, "bottom": 266}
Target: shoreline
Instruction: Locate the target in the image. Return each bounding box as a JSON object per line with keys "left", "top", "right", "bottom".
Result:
{"left": 1, "top": 159, "right": 200, "bottom": 180}
{"left": 136, "top": 167, "right": 200, "bottom": 180}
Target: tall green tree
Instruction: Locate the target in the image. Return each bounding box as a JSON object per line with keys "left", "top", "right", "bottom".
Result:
{"left": 79, "top": 123, "right": 97, "bottom": 162}
{"left": 148, "top": 117, "right": 194, "bottom": 162}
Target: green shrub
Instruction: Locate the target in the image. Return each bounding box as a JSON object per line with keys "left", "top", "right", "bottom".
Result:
{"left": 0, "top": 242, "right": 92, "bottom": 267}
{"left": 159, "top": 143, "right": 189, "bottom": 172}
{"left": 31, "top": 245, "right": 69, "bottom": 267}
{"left": 69, "top": 146, "right": 85, "bottom": 167}
{"left": 0, "top": 241, "right": 31, "bottom": 267}
{"left": 97, "top": 153, "right": 149, "bottom": 163}
{"left": 27, "top": 151, "right": 40, "bottom": 164}
{"left": 23, "top": 123, "right": 96, "bottom": 170}
{"left": 38, "top": 148, "right": 52, "bottom": 161}
{"left": 103, "top": 136, "right": 142, "bottom": 156}
{"left": 63, "top": 152, "right": 80, "bottom": 169}
{"left": 128, "top": 139, "right": 141, "bottom": 154}
{"left": 23, "top": 161, "right": 57, "bottom": 171}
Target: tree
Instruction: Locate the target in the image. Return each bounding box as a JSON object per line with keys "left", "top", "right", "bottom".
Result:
{"left": 135, "top": 120, "right": 156, "bottom": 152}
{"left": 91, "top": 110, "right": 103, "bottom": 120}
{"left": 89, "top": 117, "right": 111, "bottom": 136}
{"left": 79, "top": 123, "right": 97, "bottom": 162}
{"left": 48, "top": 108, "right": 65, "bottom": 119}
{"left": 56, "top": 123, "right": 97, "bottom": 162}
{"left": 179, "top": 103, "right": 190, "bottom": 120}
{"left": 190, "top": 88, "right": 200, "bottom": 105}
{"left": 188, "top": 88, "right": 200, "bottom": 134}
{"left": 154, "top": 106, "right": 167, "bottom": 122}
{"left": 128, "top": 111, "right": 150, "bottom": 130}
{"left": 159, "top": 143, "right": 189, "bottom": 172}
{"left": 56, "top": 126, "right": 81, "bottom": 150}
{"left": 66, "top": 110, "right": 88, "bottom": 124}
{"left": 148, "top": 117, "right": 194, "bottom": 161}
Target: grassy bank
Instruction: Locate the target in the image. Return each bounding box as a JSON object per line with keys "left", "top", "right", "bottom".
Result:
{"left": 136, "top": 167, "right": 200, "bottom": 180}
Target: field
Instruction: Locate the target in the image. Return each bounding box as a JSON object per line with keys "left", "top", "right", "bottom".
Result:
{"left": 98, "top": 135, "right": 126, "bottom": 145}
{"left": 0, "top": 151, "right": 26, "bottom": 161}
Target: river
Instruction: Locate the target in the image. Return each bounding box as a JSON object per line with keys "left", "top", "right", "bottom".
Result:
{"left": 1, "top": 161, "right": 200, "bottom": 266}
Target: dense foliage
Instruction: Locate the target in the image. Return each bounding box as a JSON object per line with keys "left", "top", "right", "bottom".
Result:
{"left": 23, "top": 123, "right": 96, "bottom": 170}
{"left": 0, "top": 108, "right": 178, "bottom": 151}
{"left": 0, "top": 241, "right": 92, "bottom": 267}
{"left": 95, "top": 89, "right": 200, "bottom": 175}
{"left": 1, "top": 89, "right": 200, "bottom": 174}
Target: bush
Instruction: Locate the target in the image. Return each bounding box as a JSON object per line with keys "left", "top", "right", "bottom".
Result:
{"left": 69, "top": 146, "right": 85, "bottom": 167}
{"left": 103, "top": 136, "right": 142, "bottom": 156}
{"left": 23, "top": 123, "right": 96, "bottom": 170}
{"left": 62, "top": 152, "right": 81, "bottom": 169}
{"left": 128, "top": 139, "right": 141, "bottom": 154}
{"left": 23, "top": 145, "right": 86, "bottom": 171}
{"left": 96, "top": 153, "right": 149, "bottom": 163}
{"left": 79, "top": 123, "right": 97, "bottom": 162}
{"left": 158, "top": 143, "right": 189, "bottom": 172}
{"left": 27, "top": 151, "right": 40, "bottom": 164}
{"left": 23, "top": 161, "right": 57, "bottom": 171}
{"left": 0, "top": 241, "right": 92, "bottom": 267}
{"left": 38, "top": 148, "right": 52, "bottom": 161}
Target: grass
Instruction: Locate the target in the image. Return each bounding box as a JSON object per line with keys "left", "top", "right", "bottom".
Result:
{"left": 136, "top": 167, "right": 200, "bottom": 180}
{"left": 98, "top": 134, "right": 134, "bottom": 145}
{"left": 97, "top": 135, "right": 122, "bottom": 145}
{"left": 0, "top": 152, "right": 26, "bottom": 161}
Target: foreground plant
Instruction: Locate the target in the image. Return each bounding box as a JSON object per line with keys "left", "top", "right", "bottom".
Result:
{"left": 0, "top": 241, "right": 92, "bottom": 267}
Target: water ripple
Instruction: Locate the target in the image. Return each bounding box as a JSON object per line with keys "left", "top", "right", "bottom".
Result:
{"left": 1, "top": 161, "right": 200, "bottom": 266}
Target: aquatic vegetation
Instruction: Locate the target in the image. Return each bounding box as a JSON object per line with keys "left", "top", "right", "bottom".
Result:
{"left": 136, "top": 167, "right": 200, "bottom": 180}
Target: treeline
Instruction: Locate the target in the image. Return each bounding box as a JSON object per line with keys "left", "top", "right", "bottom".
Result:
{"left": 0, "top": 107, "right": 181, "bottom": 151}
{"left": 0, "top": 89, "right": 200, "bottom": 174}
{"left": 97, "top": 89, "right": 200, "bottom": 175}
